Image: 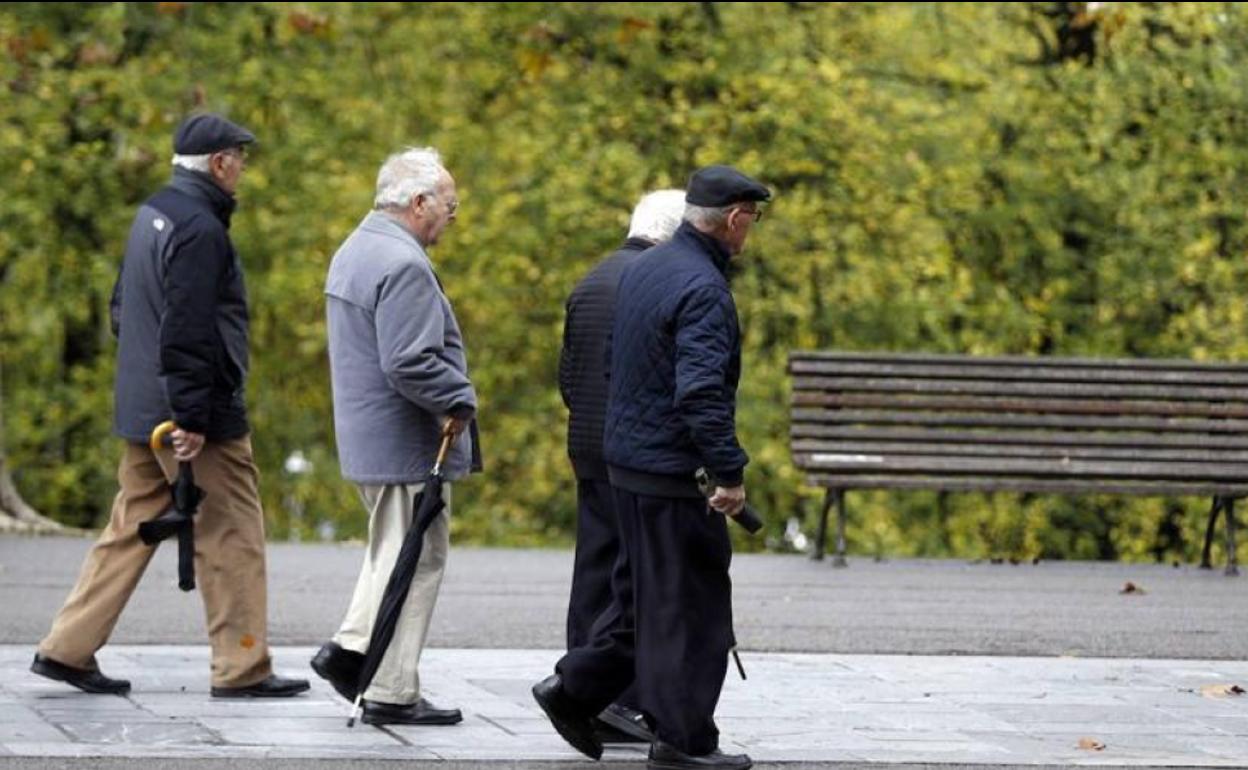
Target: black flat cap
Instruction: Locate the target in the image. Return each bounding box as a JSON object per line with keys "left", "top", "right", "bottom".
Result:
{"left": 172, "top": 113, "right": 256, "bottom": 155}
{"left": 685, "top": 165, "right": 771, "bottom": 207}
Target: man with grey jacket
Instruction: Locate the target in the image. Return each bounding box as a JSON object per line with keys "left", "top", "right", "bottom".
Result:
{"left": 312, "top": 146, "right": 479, "bottom": 726}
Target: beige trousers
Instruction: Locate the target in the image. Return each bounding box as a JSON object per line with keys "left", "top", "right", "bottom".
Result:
{"left": 39, "top": 438, "right": 273, "bottom": 688}
{"left": 333, "top": 482, "right": 450, "bottom": 705}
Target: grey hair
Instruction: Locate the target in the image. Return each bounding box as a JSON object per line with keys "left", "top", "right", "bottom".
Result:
{"left": 374, "top": 146, "right": 445, "bottom": 210}
{"left": 627, "top": 189, "right": 686, "bottom": 242}
{"left": 683, "top": 203, "right": 733, "bottom": 229}
{"left": 171, "top": 153, "right": 212, "bottom": 173}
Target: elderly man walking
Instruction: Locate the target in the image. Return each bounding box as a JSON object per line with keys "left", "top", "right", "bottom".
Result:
{"left": 311, "top": 147, "right": 480, "bottom": 727}
{"left": 534, "top": 166, "right": 770, "bottom": 770}
{"left": 33, "top": 113, "right": 308, "bottom": 699}
{"left": 558, "top": 189, "right": 686, "bottom": 744}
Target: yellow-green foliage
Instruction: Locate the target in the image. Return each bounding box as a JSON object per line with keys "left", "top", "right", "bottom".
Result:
{"left": 1, "top": 3, "right": 1246, "bottom": 562}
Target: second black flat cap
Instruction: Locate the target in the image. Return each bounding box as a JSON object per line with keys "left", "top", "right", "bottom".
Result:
{"left": 173, "top": 113, "right": 256, "bottom": 155}
{"left": 685, "top": 165, "right": 771, "bottom": 207}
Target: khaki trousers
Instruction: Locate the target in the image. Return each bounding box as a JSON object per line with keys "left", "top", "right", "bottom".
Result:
{"left": 333, "top": 482, "right": 450, "bottom": 705}
{"left": 39, "top": 437, "right": 273, "bottom": 688}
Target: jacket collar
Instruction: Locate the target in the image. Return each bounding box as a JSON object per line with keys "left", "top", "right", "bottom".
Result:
{"left": 169, "top": 167, "right": 236, "bottom": 226}
{"left": 674, "top": 221, "right": 732, "bottom": 276}
{"left": 621, "top": 236, "right": 655, "bottom": 252}
{"left": 362, "top": 210, "right": 429, "bottom": 251}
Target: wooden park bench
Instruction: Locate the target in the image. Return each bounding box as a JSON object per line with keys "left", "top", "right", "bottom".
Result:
{"left": 788, "top": 351, "right": 1245, "bottom": 575}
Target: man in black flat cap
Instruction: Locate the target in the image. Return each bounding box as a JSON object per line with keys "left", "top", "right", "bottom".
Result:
{"left": 32, "top": 113, "right": 308, "bottom": 699}
{"left": 533, "top": 165, "right": 769, "bottom": 770}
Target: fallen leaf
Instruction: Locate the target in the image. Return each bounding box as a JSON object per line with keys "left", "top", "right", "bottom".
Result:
{"left": 1119, "top": 581, "right": 1145, "bottom": 595}
{"left": 1200, "top": 684, "right": 1245, "bottom": 699}
{"left": 1078, "top": 737, "right": 1106, "bottom": 751}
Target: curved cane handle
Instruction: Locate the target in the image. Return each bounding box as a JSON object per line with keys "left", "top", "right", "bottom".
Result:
{"left": 434, "top": 429, "right": 455, "bottom": 468}
{"left": 149, "top": 420, "right": 178, "bottom": 452}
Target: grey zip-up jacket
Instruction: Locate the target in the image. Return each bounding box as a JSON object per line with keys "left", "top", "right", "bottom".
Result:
{"left": 325, "top": 211, "right": 479, "bottom": 483}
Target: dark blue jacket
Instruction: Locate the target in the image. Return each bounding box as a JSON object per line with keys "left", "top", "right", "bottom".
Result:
{"left": 558, "top": 237, "right": 652, "bottom": 480}
{"left": 603, "top": 222, "right": 748, "bottom": 487}
{"left": 110, "top": 168, "right": 250, "bottom": 442}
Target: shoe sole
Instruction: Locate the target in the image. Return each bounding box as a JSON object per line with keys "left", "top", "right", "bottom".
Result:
{"left": 648, "top": 761, "right": 752, "bottom": 770}
{"left": 210, "top": 684, "right": 311, "bottom": 698}
{"left": 597, "top": 708, "right": 655, "bottom": 742}
{"left": 361, "top": 714, "right": 463, "bottom": 726}
{"left": 531, "top": 685, "right": 603, "bottom": 760}
{"left": 30, "top": 660, "right": 129, "bottom": 695}
{"left": 310, "top": 657, "right": 359, "bottom": 702}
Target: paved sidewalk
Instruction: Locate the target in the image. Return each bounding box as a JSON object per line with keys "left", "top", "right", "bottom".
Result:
{"left": 2, "top": 645, "right": 1246, "bottom": 767}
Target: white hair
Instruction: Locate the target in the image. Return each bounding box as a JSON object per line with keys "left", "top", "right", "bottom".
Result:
{"left": 683, "top": 203, "right": 733, "bottom": 229}
{"left": 627, "top": 189, "right": 686, "bottom": 242}
{"left": 374, "top": 146, "right": 445, "bottom": 210}
{"left": 171, "top": 153, "right": 212, "bottom": 172}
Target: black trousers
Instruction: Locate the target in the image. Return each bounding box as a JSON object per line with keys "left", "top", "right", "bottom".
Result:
{"left": 566, "top": 477, "right": 640, "bottom": 709}
{"left": 557, "top": 488, "right": 734, "bottom": 755}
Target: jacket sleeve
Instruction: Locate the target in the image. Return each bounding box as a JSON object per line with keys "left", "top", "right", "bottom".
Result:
{"left": 159, "top": 221, "right": 227, "bottom": 434}
{"left": 558, "top": 297, "right": 574, "bottom": 409}
{"left": 109, "top": 268, "right": 123, "bottom": 338}
{"left": 673, "top": 284, "right": 749, "bottom": 485}
{"left": 375, "top": 261, "right": 478, "bottom": 416}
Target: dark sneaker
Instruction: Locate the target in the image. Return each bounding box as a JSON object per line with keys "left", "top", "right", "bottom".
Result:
{"left": 361, "top": 698, "right": 463, "bottom": 726}
{"left": 211, "top": 674, "right": 310, "bottom": 698}
{"left": 596, "top": 702, "right": 654, "bottom": 743}
{"left": 648, "top": 741, "right": 753, "bottom": 770}
{"left": 310, "top": 641, "right": 364, "bottom": 702}
{"left": 30, "top": 654, "right": 130, "bottom": 695}
{"left": 531, "top": 674, "right": 603, "bottom": 760}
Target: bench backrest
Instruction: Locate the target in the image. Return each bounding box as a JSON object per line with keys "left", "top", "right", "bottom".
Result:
{"left": 789, "top": 351, "right": 1248, "bottom": 498}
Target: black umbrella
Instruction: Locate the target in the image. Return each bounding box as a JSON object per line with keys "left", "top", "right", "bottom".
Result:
{"left": 347, "top": 430, "right": 455, "bottom": 727}
{"left": 138, "top": 421, "right": 204, "bottom": 592}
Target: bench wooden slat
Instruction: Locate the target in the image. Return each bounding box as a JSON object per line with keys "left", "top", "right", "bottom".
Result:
{"left": 790, "top": 424, "right": 1248, "bottom": 450}
{"left": 791, "top": 376, "right": 1248, "bottom": 403}
{"left": 789, "top": 359, "right": 1248, "bottom": 386}
{"left": 791, "top": 439, "right": 1248, "bottom": 464}
{"left": 804, "top": 473, "right": 1248, "bottom": 497}
{"left": 791, "top": 392, "right": 1248, "bottom": 418}
{"left": 791, "top": 350, "right": 1248, "bottom": 372}
{"left": 793, "top": 453, "right": 1248, "bottom": 481}
{"left": 792, "top": 408, "right": 1248, "bottom": 434}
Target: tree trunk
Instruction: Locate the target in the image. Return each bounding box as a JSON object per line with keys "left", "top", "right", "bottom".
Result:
{"left": 0, "top": 359, "right": 63, "bottom": 533}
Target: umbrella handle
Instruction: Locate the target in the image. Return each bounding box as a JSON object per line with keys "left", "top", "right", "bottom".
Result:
{"left": 150, "top": 420, "right": 178, "bottom": 452}
{"left": 431, "top": 430, "right": 455, "bottom": 475}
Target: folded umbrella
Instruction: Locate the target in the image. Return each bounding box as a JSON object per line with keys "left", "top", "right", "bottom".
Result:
{"left": 138, "top": 420, "right": 204, "bottom": 592}
{"left": 347, "top": 429, "right": 455, "bottom": 727}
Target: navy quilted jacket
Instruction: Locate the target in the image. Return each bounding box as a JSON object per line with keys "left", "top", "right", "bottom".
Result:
{"left": 603, "top": 222, "right": 749, "bottom": 485}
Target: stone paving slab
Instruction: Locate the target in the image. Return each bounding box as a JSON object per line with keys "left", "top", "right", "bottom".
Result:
{"left": 0, "top": 646, "right": 1246, "bottom": 766}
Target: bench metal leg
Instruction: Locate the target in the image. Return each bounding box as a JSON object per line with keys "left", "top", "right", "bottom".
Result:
{"left": 812, "top": 489, "right": 832, "bottom": 561}
{"left": 1226, "top": 498, "right": 1239, "bottom": 577}
{"left": 1201, "top": 496, "right": 1223, "bottom": 570}
{"left": 832, "top": 489, "right": 848, "bottom": 568}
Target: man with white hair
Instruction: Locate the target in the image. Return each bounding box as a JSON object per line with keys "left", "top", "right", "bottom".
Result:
{"left": 311, "top": 147, "right": 479, "bottom": 726}
{"left": 34, "top": 112, "right": 309, "bottom": 699}
{"left": 557, "top": 189, "right": 685, "bottom": 744}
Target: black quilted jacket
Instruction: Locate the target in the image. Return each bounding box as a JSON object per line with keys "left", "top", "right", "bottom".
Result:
{"left": 603, "top": 222, "right": 749, "bottom": 486}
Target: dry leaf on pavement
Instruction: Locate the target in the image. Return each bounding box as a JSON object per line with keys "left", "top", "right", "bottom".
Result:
{"left": 1200, "top": 684, "right": 1245, "bottom": 699}
{"left": 1077, "top": 737, "right": 1106, "bottom": 751}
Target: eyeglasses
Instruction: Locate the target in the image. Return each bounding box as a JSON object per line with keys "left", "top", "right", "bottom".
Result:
{"left": 736, "top": 206, "right": 763, "bottom": 223}
{"left": 426, "top": 192, "right": 459, "bottom": 216}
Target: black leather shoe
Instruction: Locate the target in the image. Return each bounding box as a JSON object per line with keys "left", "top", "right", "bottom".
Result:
{"left": 362, "top": 698, "right": 463, "bottom": 726}
{"left": 531, "top": 674, "right": 603, "bottom": 760}
{"left": 648, "top": 742, "right": 753, "bottom": 770}
{"left": 211, "top": 674, "right": 310, "bottom": 698}
{"left": 310, "top": 641, "right": 363, "bottom": 702}
{"left": 596, "top": 702, "right": 654, "bottom": 743}
{"left": 30, "top": 654, "right": 130, "bottom": 695}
